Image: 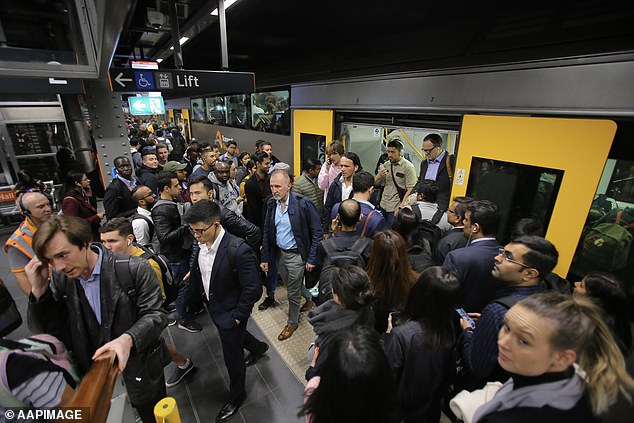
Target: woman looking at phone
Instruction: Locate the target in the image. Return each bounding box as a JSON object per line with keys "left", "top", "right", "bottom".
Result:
{"left": 317, "top": 141, "right": 344, "bottom": 203}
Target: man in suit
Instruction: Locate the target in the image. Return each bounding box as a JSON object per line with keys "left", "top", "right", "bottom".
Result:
{"left": 435, "top": 196, "right": 473, "bottom": 264}
{"left": 442, "top": 200, "right": 502, "bottom": 312}
{"left": 183, "top": 200, "right": 267, "bottom": 423}
{"left": 104, "top": 156, "right": 138, "bottom": 219}
{"left": 417, "top": 133, "right": 455, "bottom": 212}
{"left": 261, "top": 170, "right": 323, "bottom": 341}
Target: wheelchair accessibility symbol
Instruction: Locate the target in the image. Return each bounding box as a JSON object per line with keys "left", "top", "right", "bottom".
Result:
{"left": 135, "top": 72, "right": 155, "bottom": 90}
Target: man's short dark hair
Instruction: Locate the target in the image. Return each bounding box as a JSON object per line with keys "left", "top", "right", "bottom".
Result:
{"left": 260, "top": 141, "right": 272, "bottom": 149}
{"left": 511, "top": 235, "right": 559, "bottom": 278}
{"left": 141, "top": 149, "right": 157, "bottom": 159}
{"left": 352, "top": 171, "right": 374, "bottom": 193}
{"left": 253, "top": 151, "right": 269, "bottom": 164}
{"left": 423, "top": 133, "right": 443, "bottom": 147}
{"left": 156, "top": 143, "right": 168, "bottom": 151}
{"left": 189, "top": 174, "right": 214, "bottom": 191}
{"left": 418, "top": 180, "right": 439, "bottom": 203}
{"left": 468, "top": 200, "right": 500, "bottom": 236}
{"left": 452, "top": 196, "right": 474, "bottom": 221}
{"left": 511, "top": 218, "right": 544, "bottom": 239}
{"left": 338, "top": 199, "right": 361, "bottom": 228}
{"left": 99, "top": 217, "right": 132, "bottom": 237}
{"left": 303, "top": 158, "right": 321, "bottom": 173}
{"left": 130, "top": 138, "right": 140, "bottom": 147}
{"left": 225, "top": 140, "right": 237, "bottom": 148}
{"left": 183, "top": 199, "right": 220, "bottom": 225}
{"left": 387, "top": 139, "right": 403, "bottom": 151}
{"left": 157, "top": 170, "right": 177, "bottom": 192}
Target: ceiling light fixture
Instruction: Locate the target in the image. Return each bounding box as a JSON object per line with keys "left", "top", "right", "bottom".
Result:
{"left": 210, "top": 0, "right": 238, "bottom": 15}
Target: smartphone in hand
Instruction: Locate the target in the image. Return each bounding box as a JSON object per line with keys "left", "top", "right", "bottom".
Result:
{"left": 456, "top": 308, "right": 475, "bottom": 329}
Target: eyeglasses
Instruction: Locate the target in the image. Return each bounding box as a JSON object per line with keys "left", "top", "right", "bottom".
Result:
{"left": 422, "top": 146, "right": 438, "bottom": 154}
{"left": 189, "top": 223, "right": 215, "bottom": 235}
{"left": 497, "top": 248, "right": 532, "bottom": 269}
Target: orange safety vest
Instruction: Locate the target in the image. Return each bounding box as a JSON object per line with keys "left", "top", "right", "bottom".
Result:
{"left": 4, "top": 218, "right": 36, "bottom": 265}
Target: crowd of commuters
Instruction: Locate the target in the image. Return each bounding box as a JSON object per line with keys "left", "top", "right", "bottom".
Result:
{"left": 2, "top": 120, "right": 633, "bottom": 422}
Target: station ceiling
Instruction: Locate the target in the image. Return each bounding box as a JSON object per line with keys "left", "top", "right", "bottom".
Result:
{"left": 113, "top": 0, "right": 634, "bottom": 88}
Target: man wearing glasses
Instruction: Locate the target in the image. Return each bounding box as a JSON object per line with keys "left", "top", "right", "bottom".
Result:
{"left": 457, "top": 235, "right": 559, "bottom": 390}
{"left": 183, "top": 200, "right": 267, "bottom": 423}
{"left": 417, "top": 133, "right": 455, "bottom": 212}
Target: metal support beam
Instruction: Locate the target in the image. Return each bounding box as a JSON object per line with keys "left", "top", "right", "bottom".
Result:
{"left": 83, "top": 79, "right": 131, "bottom": 188}
{"left": 169, "top": 0, "right": 184, "bottom": 69}
{"left": 218, "top": 0, "right": 229, "bottom": 70}
{"left": 60, "top": 94, "right": 95, "bottom": 174}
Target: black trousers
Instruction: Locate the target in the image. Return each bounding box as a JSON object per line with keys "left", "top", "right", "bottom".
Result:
{"left": 212, "top": 314, "right": 263, "bottom": 403}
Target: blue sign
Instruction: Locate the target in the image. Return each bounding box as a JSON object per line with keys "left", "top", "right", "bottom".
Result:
{"left": 134, "top": 71, "right": 155, "bottom": 90}
{"left": 128, "top": 96, "right": 165, "bottom": 115}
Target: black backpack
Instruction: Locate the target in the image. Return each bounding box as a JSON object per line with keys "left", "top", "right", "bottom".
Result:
{"left": 411, "top": 206, "right": 444, "bottom": 254}
{"left": 318, "top": 237, "right": 371, "bottom": 305}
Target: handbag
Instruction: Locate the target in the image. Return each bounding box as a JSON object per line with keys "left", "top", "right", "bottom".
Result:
{"left": 0, "top": 280, "right": 23, "bottom": 337}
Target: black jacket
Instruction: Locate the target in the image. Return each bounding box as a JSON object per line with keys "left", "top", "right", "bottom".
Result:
{"left": 323, "top": 174, "right": 354, "bottom": 233}
{"left": 243, "top": 173, "right": 271, "bottom": 228}
{"left": 27, "top": 244, "right": 166, "bottom": 375}
{"left": 151, "top": 199, "right": 193, "bottom": 262}
{"left": 435, "top": 227, "right": 468, "bottom": 265}
{"left": 138, "top": 165, "right": 160, "bottom": 194}
{"left": 417, "top": 153, "right": 456, "bottom": 212}
{"left": 104, "top": 178, "right": 137, "bottom": 219}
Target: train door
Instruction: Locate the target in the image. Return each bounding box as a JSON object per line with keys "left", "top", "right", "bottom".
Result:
{"left": 452, "top": 115, "right": 616, "bottom": 275}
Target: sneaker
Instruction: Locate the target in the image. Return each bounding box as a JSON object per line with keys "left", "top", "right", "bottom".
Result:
{"left": 192, "top": 307, "right": 206, "bottom": 316}
{"left": 165, "top": 359, "right": 195, "bottom": 388}
{"left": 178, "top": 319, "right": 202, "bottom": 333}
{"left": 167, "top": 317, "right": 177, "bottom": 327}
{"left": 164, "top": 303, "right": 176, "bottom": 313}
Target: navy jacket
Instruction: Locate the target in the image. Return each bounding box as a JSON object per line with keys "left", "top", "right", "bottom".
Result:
{"left": 332, "top": 200, "right": 387, "bottom": 239}
{"left": 262, "top": 193, "right": 323, "bottom": 266}
{"left": 435, "top": 227, "right": 468, "bottom": 265}
{"left": 190, "top": 232, "right": 262, "bottom": 329}
{"left": 442, "top": 238, "right": 502, "bottom": 313}
{"left": 323, "top": 174, "right": 353, "bottom": 233}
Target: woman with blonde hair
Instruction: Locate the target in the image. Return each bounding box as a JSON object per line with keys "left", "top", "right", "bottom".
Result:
{"left": 366, "top": 230, "right": 418, "bottom": 332}
{"left": 458, "top": 292, "right": 634, "bottom": 423}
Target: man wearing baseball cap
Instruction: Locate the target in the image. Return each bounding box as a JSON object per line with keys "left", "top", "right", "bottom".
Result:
{"left": 163, "top": 161, "right": 190, "bottom": 203}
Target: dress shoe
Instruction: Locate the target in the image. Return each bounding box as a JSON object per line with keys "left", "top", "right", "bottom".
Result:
{"left": 245, "top": 342, "right": 269, "bottom": 366}
{"left": 258, "top": 297, "right": 279, "bottom": 311}
{"left": 215, "top": 398, "right": 244, "bottom": 423}
{"left": 300, "top": 299, "right": 315, "bottom": 312}
{"left": 278, "top": 324, "right": 298, "bottom": 341}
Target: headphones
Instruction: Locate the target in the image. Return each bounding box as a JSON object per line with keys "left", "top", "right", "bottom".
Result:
{"left": 127, "top": 240, "right": 131, "bottom": 247}
{"left": 18, "top": 196, "right": 31, "bottom": 217}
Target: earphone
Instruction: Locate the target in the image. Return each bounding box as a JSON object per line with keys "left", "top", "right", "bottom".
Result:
{"left": 18, "top": 196, "right": 31, "bottom": 217}
{"left": 127, "top": 240, "right": 131, "bottom": 246}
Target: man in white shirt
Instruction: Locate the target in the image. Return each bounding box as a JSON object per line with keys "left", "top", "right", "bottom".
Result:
{"left": 131, "top": 185, "right": 159, "bottom": 252}
{"left": 183, "top": 200, "right": 267, "bottom": 423}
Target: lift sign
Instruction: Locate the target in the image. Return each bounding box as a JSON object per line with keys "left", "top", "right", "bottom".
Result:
{"left": 128, "top": 96, "right": 165, "bottom": 115}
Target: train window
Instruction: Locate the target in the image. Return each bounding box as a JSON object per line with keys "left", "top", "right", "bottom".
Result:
{"left": 341, "top": 123, "right": 458, "bottom": 175}
{"left": 205, "top": 96, "right": 227, "bottom": 125}
{"left": 225, "top": 95, "right": 249, "bottom": 129}
{"left": 251, "top": 91, "right": 290, "bottom": 135}
{"left": 190, "top": 98, "right": 205, "bottom": 121}
{"left": 568, "top": 158, "right": 634, "bottom": 294}
{"left": 465, "top": 157, "right": 563, "bottom": 244}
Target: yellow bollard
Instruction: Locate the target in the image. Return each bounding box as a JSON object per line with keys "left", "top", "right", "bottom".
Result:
{"left": 154, "top": 397, "right": 181, "bottom": 423}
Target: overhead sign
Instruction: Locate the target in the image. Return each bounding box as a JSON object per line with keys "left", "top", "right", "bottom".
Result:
{"left": 128, "top": 96, "right": 166, "bottom": 115}
{"left": 0, "top": 76, "right": 84, "bottom": 94}
{"left": 131, "top": 60, "right": 159, "bottom": 70}
{"left": 109, "top": 68, "right": 255, "bottom": 95}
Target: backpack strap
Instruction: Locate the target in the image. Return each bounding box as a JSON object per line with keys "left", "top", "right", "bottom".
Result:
{"left": 492, "top": 296, "right": 522, "bottom": 310}
{"left": 412, "top": 204, "right": 422, "bottom": 221}
{"left": 350, "top": 237, "right": 371, "bottom": 255}
{"left": 360, "top": 209, "right": 376, "bottom": 237}
{"left": 132, "top": 214, "right": 154, "bottom": 241}
{"left": 322, "top": 238, "right": 338, "bottom": 256}
{"left": 114, "top": 257, "right": 137, "bottom": 303}
{"left": 430, "top": 208, "right": 444, "bottom": 225}
{"left": 227, "top": 237, "right": 245, "bottom": 269}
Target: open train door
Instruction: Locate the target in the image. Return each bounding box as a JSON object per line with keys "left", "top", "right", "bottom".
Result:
{"left": 451, "top": 115, "right": 616, "bottom": 276}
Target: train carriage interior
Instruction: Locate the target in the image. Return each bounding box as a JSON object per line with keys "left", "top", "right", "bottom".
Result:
{"left": 1, "top": 0, "right": 634, "bottom": 422}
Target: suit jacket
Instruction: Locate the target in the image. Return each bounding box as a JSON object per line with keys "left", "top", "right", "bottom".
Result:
{"left": 435, "top": 227, "right": 468, "bottom": 265}
{"left": 262, "top": 193, "right": 323, "bottom": 265}
{"left": 244, "top": 172, "right": 271, "bottom": 228}
{"left": 442, "top": 238, "right": 501, "bottom": 313}
{"left": 417, "top": 153, "right": 456, "bottom": 212}
{"left": 190, "top": 232, "right": 262, "bottom": 329}
{"left": 104, "top": 178, "right": 137, "bottom": 219}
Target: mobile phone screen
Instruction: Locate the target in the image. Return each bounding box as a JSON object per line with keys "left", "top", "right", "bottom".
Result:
{"left": 456, "top": 308, "right": 475, "bottom": 328}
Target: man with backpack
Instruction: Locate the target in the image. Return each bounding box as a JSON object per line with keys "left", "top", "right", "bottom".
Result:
{"left": 131, "top": 185, "right": 159, "bottom": 252}
{"left": 404, "top": 179, "right": 453, "bottom": 254}
{"left": 317, "top": 200, "right": 373, "bottom": 304}
{"left": 25, "top": 216, "right": 169, "bottom": 422}
{"left": 183, "top": 200, "right": 267, "bottom": 423}
{"left": 99, "top": 218, "right": 195, "bottom": 389}
{"left": 458, "top": 235, "right": 559, "bottom": 390}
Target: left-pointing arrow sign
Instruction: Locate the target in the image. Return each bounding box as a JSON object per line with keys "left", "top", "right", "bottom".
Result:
{"left": 132, "top": 100, "right": 147, "bottom": 111}
{"left": 114, "top": 72, "right": 133, "bottom": 87}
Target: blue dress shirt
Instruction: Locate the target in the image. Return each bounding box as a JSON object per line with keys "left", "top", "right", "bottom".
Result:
{"left": 275, "top": 196, "right": 297, "bottom": 249}
{"left": 79, "top": 248, "right": 103, "bottom": 324}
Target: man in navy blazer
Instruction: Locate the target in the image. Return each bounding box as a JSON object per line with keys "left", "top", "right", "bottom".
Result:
{"left": 261, "top": 169, "right": 323, "bottom": 341}
{"left": 417, "top": 133, "right": 456, "bottom": 212}
{"left": 184, "top": 200, "right": 267, "bottom": 423}
{"left": 442, "top": 200, "right": 502, "bottom": 313}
